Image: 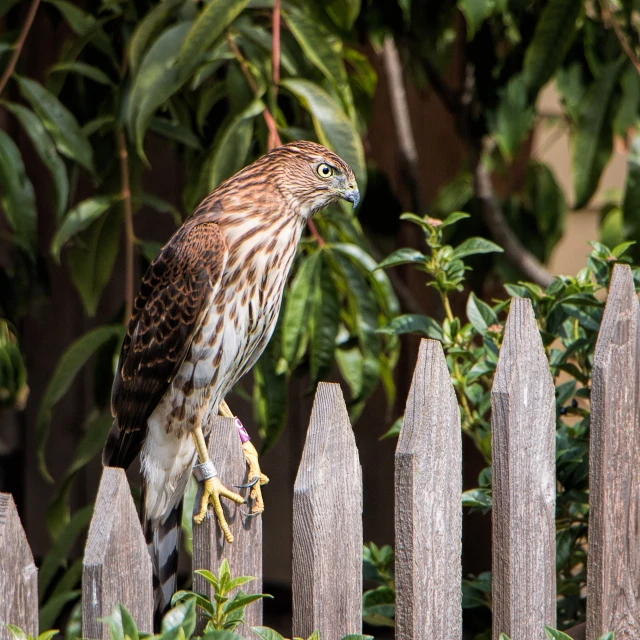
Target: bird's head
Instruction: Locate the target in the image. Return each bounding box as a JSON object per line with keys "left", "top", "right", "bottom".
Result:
{"left": 266, "top": 141, "right": 360, "bottom": 218}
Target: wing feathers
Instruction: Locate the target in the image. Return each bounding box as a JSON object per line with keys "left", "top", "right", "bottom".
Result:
{"left": 105, "top": 220, "right": 226, "bottom": 468}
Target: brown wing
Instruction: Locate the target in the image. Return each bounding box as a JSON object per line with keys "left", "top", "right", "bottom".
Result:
{"left": 104, "top": 220, "right": 226, "bottom": 469}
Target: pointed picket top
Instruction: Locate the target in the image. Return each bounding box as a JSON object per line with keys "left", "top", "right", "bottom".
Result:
{"left": 192, "top": 416, "right": 262, "bottom": 633}
{"left": 293, "top": 382, "right": 362, "bottom": 640}
{"left": 587, "top": 264, "right": 640, "bottom": 639}
{"left": 0, "top": 493, "right": 38, "bottom": 640}
{"left": 395, "top": 339, "right": 462, "bottom": 640}
{"left": 491, "top": 298, "right": 555, "bottom": 640}
{"left": 83, "top": 467, "right": 153, "bottom": 639}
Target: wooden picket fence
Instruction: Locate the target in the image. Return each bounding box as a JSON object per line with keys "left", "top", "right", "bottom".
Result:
{"left": 2, "top": 263, "right": 640, "bottom": 640}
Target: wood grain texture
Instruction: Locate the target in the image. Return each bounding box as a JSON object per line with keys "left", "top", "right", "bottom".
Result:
{"left": 82, "top": 467, "right": 153, "bottom": 639}
{"left": 292, "top": 383, "right": 362, "bottom": 640}
{"left": 0, "top": 493, "right": 38, "bottom": 640}
{"left": 492, "top": 298, "right": 555, "bottom": 640}
{"left": 586, "top": 264, "right": 640, "bottom": 640}
{"left": 395, "top": 339, "right": 462, "bottom": 640}
{"left": 192, "top": 416, "right": 262, "bottom": 633}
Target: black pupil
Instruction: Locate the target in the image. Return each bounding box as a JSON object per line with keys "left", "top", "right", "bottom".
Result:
{"left": 322, "top": 166, "right": 329, "bottom": 174}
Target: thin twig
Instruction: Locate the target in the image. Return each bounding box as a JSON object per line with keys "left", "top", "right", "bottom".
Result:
{"left": 0, "top": 0, "right": 41, "bottom": 96}
{"left": 118, "top": 129, "right": 135, "bottom": 322}
{"left": 472, "top": 142, "right": 554, "bottom": 288}
{"left": 269, "top": 0, "right": 281, "bottom": 151}
{"left": 227, "top": 34, "right": 281, "bottom": 148}
{"left": 601, "top": 0, "right": 640, "bottom": 75}
{"left": 381, "top": 36, "right": 424, "bottom": 215}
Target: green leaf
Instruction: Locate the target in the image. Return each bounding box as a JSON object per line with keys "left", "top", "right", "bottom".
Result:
{"left": 38, "top": 505, "right": 93, "bottom": 599}
{"left": 250, "top": 628, "right": 286, "bottom": 640}
{"left": 36, "top": 325, "right": 124, "bottom": 481}
{"left": 149, "top": 118, "right": 203, "bottom": 150}
{"left": 283, "top": 5, "right": 354, "bottom": 118}
{"left": 622, "top": 135, "right": 640, "bottom": 253}
{"left": 572, "top": 58, "right": 624, "bottom": 209}
{"left": 376, "top": 248, "right": 426, "bottom": 269}
{"left": 281, "top": 78, "right": 367, "bottom": 194}
{"left": 451, "top": 237, "right": 503, "bottom": 260}
{"left": 161, "top": 598, "right": 196, "bottom": 640}
{"left": 5, "top": 626, "right": 27, "bottom": 640}
{"left": 614, "top": 63, "right": 640, "bottom": 137}
{"left": 462, "top": 488, "right": 492, "bottom": 509}
{"left": 127, "top": 22, "right": 192, "bottom": 160}
{"left": 310, "top": 256, "right": 340, "bottom": 381}
{"left": 68, "top": 206, "right": 121, "bottom": 316}
{"left": 16, "top": 76, "right": 94, "bottom": 173}
{"left": 466, "top": 292, "right": 499, "bottom": 333}
{"left": 377, "top": 314, "right": 443, "bottom": 340}
{"left": 596, "top": 634, "right": 614, "bottom": 640}
{"left": 362, "top": 585, "right": 395, "bottom": 625}
{"left": 194, "top": 569, "right": 219, "bottom": 590}
{"left": 490, "top": 74, "right": 535, "bottom": 159}
{"left": 282, "top": 253, "right": 321, "bottom": 366}
{"left": 208, "top": 99, "right": 263, "bottom": 189}
{"left": 341, "top": 636, "right": 373, "bottom": 640}
{"left": 222, "top": 593, "right": 269, "bottom": 615}
{"left": 543, "top": 628, "right": 575, "bottom": 640}
{"left": 49, "top": 61, "right": 113, "bottom": 85}
{"left": 3, "top": 101, "right": 69, "bottom": 220}
{"left": 177, "top": 0, "right": 250, "bottom": 78}
{"left": 523, "top": 0, "right": 581, "bottom": 97}
{"left": 0, "top": 130, "right": 37, "bottom": 257}
{"left": 51, "top": 195, "right": 116, "bottom": 260}
{"left": 458, "top": 0, "right": 496, "bottom": 39}
{"left": 128, "top": 0, "right": 183, "bottom": 74}
{"left": 379, "top": 416, "right": 402, "bottom": 440}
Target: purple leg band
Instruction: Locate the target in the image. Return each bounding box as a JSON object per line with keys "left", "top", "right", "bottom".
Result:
{"left": 235, "top": 417, "right": 251, "bottom": 443}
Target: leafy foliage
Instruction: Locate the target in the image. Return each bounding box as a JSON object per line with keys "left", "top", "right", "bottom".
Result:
{"left": 375, "top": 212, "right": 640, "bottom": 632}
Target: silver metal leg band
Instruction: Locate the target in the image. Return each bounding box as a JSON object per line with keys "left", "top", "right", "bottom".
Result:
{"left": 193, "top": 460, "right": 217, "bottom": 481}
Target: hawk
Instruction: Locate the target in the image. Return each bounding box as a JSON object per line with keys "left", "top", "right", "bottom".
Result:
{"left": 103, "top": 141, "right": 359, "bottom": 618}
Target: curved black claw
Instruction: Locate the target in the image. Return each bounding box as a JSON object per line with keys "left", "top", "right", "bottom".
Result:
{"left": 241, "top": 509, "right": 261, "bottom": 519}
{"left": 235, "top": 476, "right": 260, "bottom": 489}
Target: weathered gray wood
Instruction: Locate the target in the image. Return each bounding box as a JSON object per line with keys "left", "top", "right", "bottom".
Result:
{"left": 192, "top": 416, "right": 262, "bottom": 633}
{"left": 0, "top": 493, "right": 38, "bottom": 640}
{"left": 492, "top": 298, "right": 556, "bottom": 640}
{"left": 292, "top": 383, "right": 362, "bottom": 640}
{"left": 395, "top": 339, "right": 462, "bottom": 640}
{"left": 587, "top": 264, "right": 640, "bottom": 639}
{"left": 82, "top": 467, "right": 153, "bottom": 639}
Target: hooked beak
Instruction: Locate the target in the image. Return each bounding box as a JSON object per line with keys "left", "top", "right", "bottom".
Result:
{"left": 341, "top": 186, "right": 360, "bottom": 208}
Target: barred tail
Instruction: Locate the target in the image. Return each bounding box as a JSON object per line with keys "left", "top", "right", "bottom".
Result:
{"left": 142, "top": 480, "right": 183, "bottom": 630}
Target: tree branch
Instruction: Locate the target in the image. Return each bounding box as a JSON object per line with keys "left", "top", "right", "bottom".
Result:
{"left": 117, "top": 130, "right": 135, "bottom": 322}
{"left": 471, "top": 142, "right": 554, "bottom": 288}
{"left": 601, "top": 0, "right": 640, "bottom": 75}
{"left": 269, "top": 0, "right": 281, "bottom": 151}
{"left": 0, "top": 0, "right": 41, "bottom": 97}
{"left": 381, "top": 36, "right": 424, "bottom": 214}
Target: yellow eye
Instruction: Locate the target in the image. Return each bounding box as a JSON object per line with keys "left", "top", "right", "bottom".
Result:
{"left": 316, "top": 163, "right": 334, "bottom": 178}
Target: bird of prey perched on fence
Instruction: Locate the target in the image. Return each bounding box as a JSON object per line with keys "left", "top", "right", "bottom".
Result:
{"left": 102, "top": 141, "right": 360, "bottom": 620}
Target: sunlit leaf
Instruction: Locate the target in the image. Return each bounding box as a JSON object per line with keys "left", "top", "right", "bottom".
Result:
{"left": 281, "top": 78, "right": 366, "bottom": 194}
{"left": 0, "top": 130, "right": 37, "bottom": 257}
{"left": 378, "top": 314, "right": 443, "bottom": 340}
{"left": 51, "top": 195, "right": 116, "bottom": 260}
{"left": 451, "top": 237, "right": 503, "bottom": 260}
{"left": 376, "top": 248, "right": 425, "bottom": 270}
{"left": 523, "top": 0, "right": 581, "bottom": 97}
{"left": 458, "top": 0, "right": 495, "bottom": 39}
{"left": 572, "top": 58, "right": 624, "bottom": 209}
{"left": 3, "top": 101, "right": 69, "bottom": 220}
{"left": 16, "top": 76, "right": 94, "bottom": 173}
{"left": 466, "top": 292, "right": 498, "bottom": 333}
{"left": 177, "top": 0, "right": 250, "bottom": 78}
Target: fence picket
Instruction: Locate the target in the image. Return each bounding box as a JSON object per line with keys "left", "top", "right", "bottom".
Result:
{"left": 0, "top": 493, "right": 38, "bottom": 640}
{"left": 492, "top": 298, "right": 555, "bottom": 640}
{"left": 587, "top": 264, "right": 640, "bottom": 639}
{"left": 292, "top": 382, "right": 362, "bottom": 640}
{"left": 82, "top": 467, "right": 153, "bottom": 639}
{"left": 192, "top": 415, "right": 262, "bottom": 632}
{"left": 395, "top": 339, "right": 462, "bottom": 639}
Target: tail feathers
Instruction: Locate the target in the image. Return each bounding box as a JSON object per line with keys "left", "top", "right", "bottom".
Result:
{"left": 143, "top": 488, "right": 183, "bottom": 630}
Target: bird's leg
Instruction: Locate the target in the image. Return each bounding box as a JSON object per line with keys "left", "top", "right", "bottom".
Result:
{"left": 219, "top": 400, "right": 269, "bottom": 516}
{"left": 192, "top": 425, "right": 245, "bottom": 543}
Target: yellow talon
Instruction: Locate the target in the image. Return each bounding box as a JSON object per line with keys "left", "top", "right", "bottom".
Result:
{"left": 194, "top": 475, "right": 245, "bottom": 543}
{"left": 219, "top": 399, "right": 269, "bottom": 516}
